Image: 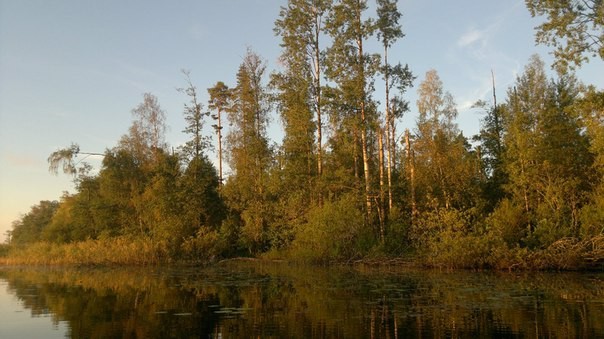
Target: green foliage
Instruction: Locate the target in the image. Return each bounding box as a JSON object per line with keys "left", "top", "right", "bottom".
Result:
{"left": 580, "top": 194, "right": 604, "bottom": 238}
{"left": 410, "top": 208, "right": 471, "bottom": 247}
{"left": 381, "top": 207, "right": 411, "bottom": 255}
{"left": 473, "top": 99, "right": 506, "bottom": 213}
{"left": 217, "top": 215, "right": 244, "bottom": 257}
{"left": 526, "top": 0, "right": 604, "bottom": 72}
{"left": 222, "top": 49, "right": 275, "bottom": 255}
{"left": 207, "top": 80, "right": 233, "bottom": 186}
{"left": 500, "top": 56, "right": 593, "bottom": 240}
{"left": 179, "top": 71, "right": 211, "bottom": 160}
{"left": 47, "top": 143, "right": 81, "bottom": 176}
{"left": 424, "top": 231, "right": 504, "bottom": 269}
{"left": 10, "top": 200, "right": 59, "bottom": 245}
{"left": 119, "top": 93, "right": 168, "bottom": 166}
{"left": 290, "top": 194, "right": 369, "bottom": 263}
{"left": 527, "top": 217, "right": 572, "bottom": 249}
{"left": 412, "top": 70, "right": 482, "bottom": 212}
{"left": 179, "top": 156, "right": 225, "bottom": 230}
{"left": 376, "top": 0, "right": 403, "bottom": 48}
{"left": 180, "top": 228, "right": 222, "bottom": 262}
{"left": 486, "top": 199, "right": 528, "bottom": 246}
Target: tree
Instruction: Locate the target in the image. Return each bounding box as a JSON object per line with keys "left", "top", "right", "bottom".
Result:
{"left": 376, "top": 0, "right": 414, "bottom": 211}
{"left": 208, "top": 81, "right": 233, "bottom": 187}
{"left": 179, "top": 71, "right": 210, "bottom": 161}
{"left": 119, "top": 93, "right": 168, "bottom": 167}
{"left": 10, "top": 200, "right": 59, "bottom": 245}
{"left": 408, "top": 71, "right": 482, "bottom": 252}
{"left": 224, "top": 49, "right": 274, "bottom": 253}
{"left": 275, "top": 0, "right": 331, "bottom": 186}
{"left": 97, "top": 148, "right": 147, "bottom": 234}
{"left": 413, "top": 70, "right": 479, "bottom": 211}
{"left": 44, "top": 177, "right": 112, "bottom": 243}
{"left": 526, "top": 0, "right": 604, "bottom": 72}
{"left": 48, "top": 143, "right": 103, "bottom": 178}
{"left": 274, "top": 0, "right": 330, "bottom": 211}
{"left": 473, "top": 72, "right": 506, "bottom": 212}
{"left": 325, "top": 0, "right": 381, "bottom": 222}
{"left": 501, "top": 55, "right": 593, "bottom": 245}
{"left": 572, "top": 87, "right": 604, "bottom": 236}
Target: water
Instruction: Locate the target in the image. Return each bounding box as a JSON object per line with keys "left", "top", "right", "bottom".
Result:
{"left": 1, "top": 262, "right": 603, "bottom": 338}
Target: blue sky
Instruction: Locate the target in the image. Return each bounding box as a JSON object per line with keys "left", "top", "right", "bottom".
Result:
{"left": 1, "top": 0, "right": 602, "bottom": 242}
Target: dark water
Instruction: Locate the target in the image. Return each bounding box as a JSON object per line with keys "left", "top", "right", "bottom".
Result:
{"left": 1, "top": 263, "right": 603, "bottom": 338}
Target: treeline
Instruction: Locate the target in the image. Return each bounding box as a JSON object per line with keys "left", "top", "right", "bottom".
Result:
{"left": 5, "top": 0, "right": 604, "bottom": 268}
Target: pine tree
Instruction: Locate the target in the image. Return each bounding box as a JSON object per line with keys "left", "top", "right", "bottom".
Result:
{"left": 225, "top": 49, "right": 273, "bottom": 253}
{"left": 178, "top": 71, "right": 210, "bottom": 161}
{"left": 208, "top": 81, "right": 233, "bottom": 187}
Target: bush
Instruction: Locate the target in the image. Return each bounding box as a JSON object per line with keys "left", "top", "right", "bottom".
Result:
{"left": 181, "top": 227, "right": 221, "bottom": 262}
{"left": 486, "top": 199, "right": 528, "bottom": 246}
{"left": 410, "top": 208, "right": 470, "bottom": 248}
{"left": 410, "top": 207, "right": 518, "bottom": 269}
{"left": 580, "top": 195, "right": 604, "bottom": 238}
{"left": 289, "top": 193, "right": 368, "bottom": 263}
{"left": 526, "top": 218, "right": 571, "bottom": 249}
{"left": 382, "top": 207, "right": 411, "bottom": 255}
{"left": 423, "top": 231, "right": 506, "bottom": 269}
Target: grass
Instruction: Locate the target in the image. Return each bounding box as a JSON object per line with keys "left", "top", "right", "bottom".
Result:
{"left": 0, "top": 236, "right": 169, "bottom": 266}
{"left": 1, "top": 234, "right": 602, "bottom": 271}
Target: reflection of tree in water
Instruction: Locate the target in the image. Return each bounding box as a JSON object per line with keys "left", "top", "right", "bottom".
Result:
{"left": 0, "top": 268, "right": 223, "bottom": 338}
{"left": 1, "top": 265, "right": 604, "bottom": 338}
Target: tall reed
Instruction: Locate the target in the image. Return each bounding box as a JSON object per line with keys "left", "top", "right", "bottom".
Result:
{"left": 0, "top": 236, "right": 168, "bottom": 266}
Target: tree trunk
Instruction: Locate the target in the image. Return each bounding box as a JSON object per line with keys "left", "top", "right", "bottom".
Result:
{"left": 378, "top": 128, "right": 386, "bottom": 242}
{"left": 405, "top": 130, "right": 417, "bottom": 224}
{"left": 356, "top": 7, "right": 371, "bottom": 221}
{"left": 354, "top": 128, "right": 359, "bottom": 180}
{"left": 217, "top": 109, "right": 223, "bottom": 189}
{"left": 314, "top": 14, "right": 323, "bottom": 181}
{"left": 361, "top": 101, "right": 372, "bottom": 220}
{"left": 384, "top": 45, "right": 394, "bottom": 211}
{"left": 314, "top": 20, "right": 324, "bottom": 207}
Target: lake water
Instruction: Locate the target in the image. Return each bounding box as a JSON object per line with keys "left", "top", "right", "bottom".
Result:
{"left": 1, "top": 262, "right": 603, "bottom": 338}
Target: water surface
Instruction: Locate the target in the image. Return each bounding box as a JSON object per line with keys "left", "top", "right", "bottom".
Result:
{"left": 1, "top": 263, "right": 603, "bottom": 338}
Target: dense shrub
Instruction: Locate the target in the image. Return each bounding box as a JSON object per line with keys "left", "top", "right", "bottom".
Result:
{"left": 486, "top": 199, "right": 528, "bottom": 246}
{"left": 289, "top": 194, "right": 368, "bottom": 263}
{"left": 580, "top": 194, "right": 604, "bottom": 238}
{"left": 181, "top": 227, "right": 222, "bottom": 262}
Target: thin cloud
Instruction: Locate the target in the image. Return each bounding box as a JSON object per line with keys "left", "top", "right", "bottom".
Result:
{"left": 458, "top": 28, "right": 485, "bottom": 48}
{"left": 3, "top": 152, "right": 39, "bottom": 168}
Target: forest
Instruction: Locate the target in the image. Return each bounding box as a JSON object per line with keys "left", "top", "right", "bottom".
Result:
{"left": 3, "top": 0, "right": 604, "bottom": 269}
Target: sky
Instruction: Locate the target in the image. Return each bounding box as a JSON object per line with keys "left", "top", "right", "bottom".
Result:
{"left": 1, "top": 0, "right": 603, "bottom": 243}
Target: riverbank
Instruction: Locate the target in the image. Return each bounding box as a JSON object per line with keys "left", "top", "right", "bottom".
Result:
{"left": 2, "top": 235, "right": 603, "bottom": 271}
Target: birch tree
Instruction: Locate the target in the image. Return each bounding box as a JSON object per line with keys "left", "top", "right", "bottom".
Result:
{"left": 376, "top": 0, "right": 413, "bottom": 211}
{"left": 325, "top": 0, "right": 380, "bottom": 221}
